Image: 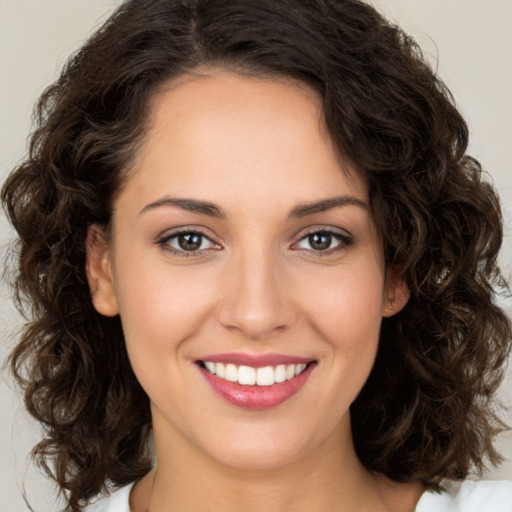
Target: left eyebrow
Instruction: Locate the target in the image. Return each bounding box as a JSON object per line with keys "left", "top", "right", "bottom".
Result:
{"left": 139, "top": 197, "right": 226, "bottom": 218}
{"left": 287, "top": 196, "right": 368, "bottom": 219}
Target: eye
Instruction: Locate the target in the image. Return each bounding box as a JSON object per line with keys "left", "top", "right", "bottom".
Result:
{"left": 158, "top": 230, "right": 219, "bottom": 254}
{"left": 293, "top": 229, "right": 352, "bottom": 253}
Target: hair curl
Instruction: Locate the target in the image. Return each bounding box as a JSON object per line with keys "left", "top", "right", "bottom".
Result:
{"left": 2, "top": 0, "right": 511, "bottom": 510}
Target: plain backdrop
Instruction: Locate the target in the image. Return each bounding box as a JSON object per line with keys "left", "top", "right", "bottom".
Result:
{"left": 1, "top": 1, "right": 511, "bottom": 510}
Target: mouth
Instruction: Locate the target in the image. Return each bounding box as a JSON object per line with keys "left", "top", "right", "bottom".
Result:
{"left": 196, "top": 357, "right": 317, "bottom": 410}
{"left": 198, "top": 360, "right": 310, "bottom": 386}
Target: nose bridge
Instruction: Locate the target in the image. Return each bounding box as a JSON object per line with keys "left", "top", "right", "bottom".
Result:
{"left": 218, "top": 244, "right": 294, "bottom": 339}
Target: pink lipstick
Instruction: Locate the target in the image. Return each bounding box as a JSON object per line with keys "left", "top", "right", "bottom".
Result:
{"left": 196, "top": 353, "right": 316, "bottom": 410}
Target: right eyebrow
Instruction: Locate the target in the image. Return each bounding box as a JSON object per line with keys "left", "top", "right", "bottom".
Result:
{"left": 139, "top": 197, "right": 226, "bottom": 218}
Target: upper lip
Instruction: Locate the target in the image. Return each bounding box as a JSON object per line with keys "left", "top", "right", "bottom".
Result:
{"left": 197, "top": 352, "right": 315, "bottom": 367}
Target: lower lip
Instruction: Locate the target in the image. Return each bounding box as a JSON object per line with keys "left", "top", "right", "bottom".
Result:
{"left": 198, "top": 363, "right": 315, "bottom": 410}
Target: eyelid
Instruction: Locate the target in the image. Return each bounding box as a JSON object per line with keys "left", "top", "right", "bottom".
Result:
{"left": 155, "top": 225, "right": 353, "bottom": 257}
{"left": 156, "top": 227, "right": 222, "bottom": 257}
{"left": 290, "top": 226, "right": 354, "bottom": 253}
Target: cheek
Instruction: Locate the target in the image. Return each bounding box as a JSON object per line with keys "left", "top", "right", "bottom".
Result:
{"left": 279, "top": 263, "right": 386, "bottom": 439}
{"left": 297, "top": 260, "right": 386, "bottom": 346}
{"left": 111, "top": 256, "right": 220, "bottom": 368}
{"left": 302, "top": 267, "right": 385, "bottom": 406}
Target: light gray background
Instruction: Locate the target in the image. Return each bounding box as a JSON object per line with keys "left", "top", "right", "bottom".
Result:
{"left": 1, "top": 1, "right": 511, "bottom": 510}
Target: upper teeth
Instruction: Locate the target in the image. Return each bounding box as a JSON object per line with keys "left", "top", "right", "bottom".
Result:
{"left": 203, "top": 362, "right": 307, "bottom": 386}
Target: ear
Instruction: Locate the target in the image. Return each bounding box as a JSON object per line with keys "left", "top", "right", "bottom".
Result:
{"left": 85, "top": 225, "right": 119, "bottom": 317}
{"left": 382, "top": 266, "right": 409, "bottom": 318}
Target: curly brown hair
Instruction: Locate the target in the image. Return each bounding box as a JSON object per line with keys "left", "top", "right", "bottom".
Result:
{"left": 2, "top": 0, "right": 511, "bottom": 510}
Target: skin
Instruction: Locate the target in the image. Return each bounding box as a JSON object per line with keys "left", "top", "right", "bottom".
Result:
{"left": 86, "top": 71, "right": 421, "bottom": 511}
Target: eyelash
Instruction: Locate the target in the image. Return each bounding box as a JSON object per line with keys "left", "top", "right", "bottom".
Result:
{"left": 291, "top": 228, "right": 354, "bottom": 255}
{"left": 156, "top": 228, "right": 220, "bottom": 258}
{"left": 156, "top": 227, "right": 353, "bottom": 258}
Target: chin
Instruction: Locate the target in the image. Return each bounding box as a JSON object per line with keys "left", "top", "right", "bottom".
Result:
{"left": 211, "top": 445, "right": 305, "bottom": 471}
{"left": 200, "top": 424, "right": 318, "bottom": 471}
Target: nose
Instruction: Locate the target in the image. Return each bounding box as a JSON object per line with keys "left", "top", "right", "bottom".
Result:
{"left": 217, "top": 249, "right": 297, "bottom": 340}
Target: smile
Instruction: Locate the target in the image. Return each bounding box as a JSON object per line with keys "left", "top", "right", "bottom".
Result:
{"left": 200, "top": 361, "right": 308, "bottom": 386}
{"left": 196, "top": 355, "right": 316, "bottom": 410}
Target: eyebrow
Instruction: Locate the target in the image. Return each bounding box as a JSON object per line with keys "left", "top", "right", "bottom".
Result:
{"left": 287, "top": 195, "right": 368, "bottom": 219}
{"left": 139, "top": 197, "right": 226, "bottom": 218}
{"left": 139, "top": 194, "right": 368, "bottom": 219}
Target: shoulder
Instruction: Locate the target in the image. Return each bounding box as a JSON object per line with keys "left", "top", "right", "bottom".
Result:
{"left": 81, "top": 483, "right": 134, "bottom": 512}
{"left": 416, "top": 480, "right": 512, "bottom": 512}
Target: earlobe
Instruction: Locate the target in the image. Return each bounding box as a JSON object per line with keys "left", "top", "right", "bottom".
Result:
{"left": 382, "top": 267, "right": 409, "bottom": 318}
{"left": 85, "top": 225, "right": 119, "bottom": 317}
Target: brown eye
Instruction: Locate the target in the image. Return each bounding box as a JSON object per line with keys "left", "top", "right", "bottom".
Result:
{"left": 178, "top": 233, "right": 203, "bottom": 251}
{"left": 308, "top": 233, "right": 332, "bottom": 251}
{"left": 159, "top": 230, "right": 218, "bottom": 254}
{"left": 293, "top": 229, "right": 353, "bottom": 253}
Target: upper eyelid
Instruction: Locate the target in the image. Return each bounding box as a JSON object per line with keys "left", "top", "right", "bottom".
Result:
{"left": 156, "top": 229, "right": 221, "bottom": 258}
{"left": 157, "top": 228, "right": 220, "bottom": 251}
{"left": 294, "top": 226, "right": 353, "bottom": 241}
{"left": 155, "top": 225, "right": 352, "bottom": 250}
{"left": 157, "top": 226, "right": 218, "bottom": 242}
{"left": 291, "top": 226, "right": 354, "bottom": 251}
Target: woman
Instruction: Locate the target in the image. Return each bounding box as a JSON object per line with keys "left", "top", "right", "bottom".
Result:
{"left": 2, "top": 0, "right": 511, "bottom": 511}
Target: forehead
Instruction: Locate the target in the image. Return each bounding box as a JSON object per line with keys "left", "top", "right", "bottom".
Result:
{"left": 122, "top": 71, "right": 368, "bottom": 212}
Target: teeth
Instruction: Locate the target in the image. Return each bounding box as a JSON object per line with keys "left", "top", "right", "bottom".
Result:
{"left": 202, "top": 361, "right": 309, "bottom": 386}
{"left": 256, "top": 366, "right": 274, "bottom": 386}
{"left": 238, "top": 365, "right": 256, "bottom": 385}
{"left": 215, "top": 362, "right": 225, "bottom": 378}
{"left": 225, "top": 364, "right": 238, "bottom": 382}
{"left": 295, "top": 364, "right": 306, "bottom": 376}
{"left": 205, "top": 361, "right": 216, "bottom": 374}
{"left": 274, "top": 364, "right": 287, "bottom": 383}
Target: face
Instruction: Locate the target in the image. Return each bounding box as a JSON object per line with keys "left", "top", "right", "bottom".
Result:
{"left": 87, "top": 71, "right": 408, "bottom": 471}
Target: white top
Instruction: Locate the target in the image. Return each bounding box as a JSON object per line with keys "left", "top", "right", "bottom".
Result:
{"left": 83, "top": 479, "right": 512, "bottom": 511}
{"left": 415, "top": 480, "right": 512, "bottom": 511}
